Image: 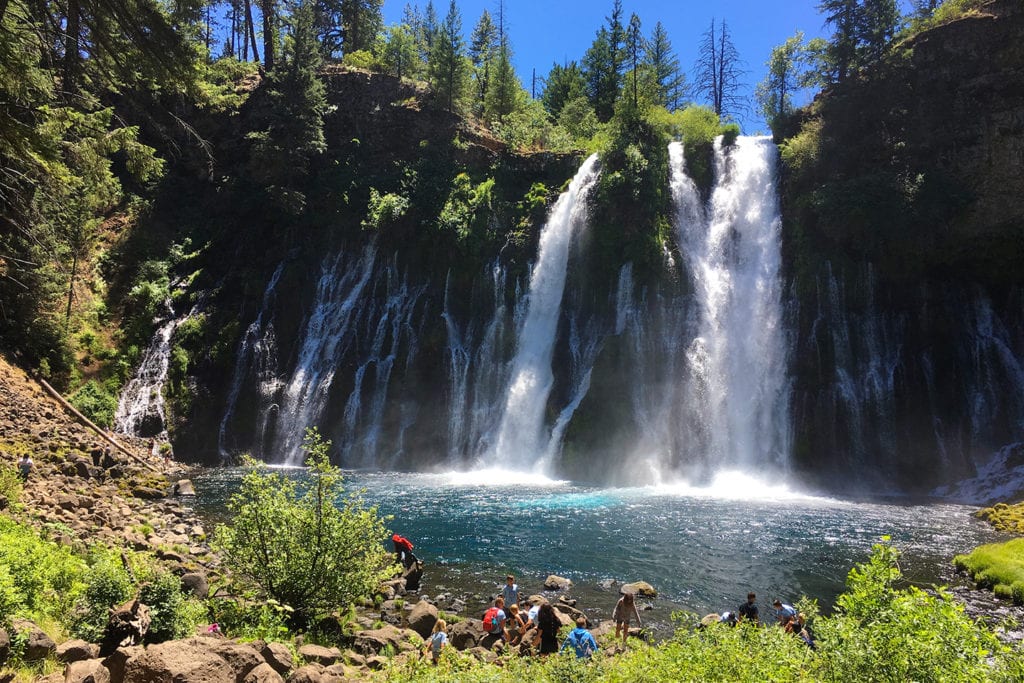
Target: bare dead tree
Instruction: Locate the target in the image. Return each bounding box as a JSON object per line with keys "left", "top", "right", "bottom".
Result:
{"left": 693, "top": 18, "right": 748, "bottom": 120}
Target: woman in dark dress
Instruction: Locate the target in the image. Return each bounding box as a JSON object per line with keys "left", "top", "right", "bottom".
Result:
{"left": 534, "top": 603, "right": 560, "bottom": 655}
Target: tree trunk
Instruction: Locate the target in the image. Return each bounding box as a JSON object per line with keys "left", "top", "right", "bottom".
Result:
{"left": 245, "top": 0, "right": 260, "bottom": 63}
{"left": 65, "top": 250, "right": 78, "bottom": 326}
{"left": 62, "top": 0, "right": 81, "bottom": 100}
{"left": 261, "top": 0, "right": 275, "bottom": 72}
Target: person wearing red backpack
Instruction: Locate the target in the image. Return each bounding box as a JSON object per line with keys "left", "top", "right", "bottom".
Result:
{"left": 481, "top": 596, "right": 508, "bottom": 640}
{"left": 391, "top": 533, "right": 418, "bottom": 568}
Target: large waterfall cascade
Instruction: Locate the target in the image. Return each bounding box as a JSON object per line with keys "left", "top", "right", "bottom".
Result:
{"left": 487, "top": 154, "right": 601, "bottom": 471}
{"left": 676, "top": 136, "right": 792, "bottom": 473}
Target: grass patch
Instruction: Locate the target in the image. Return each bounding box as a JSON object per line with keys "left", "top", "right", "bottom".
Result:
{"left": 954, "top": 538, "right": 1024, "bottom": 604}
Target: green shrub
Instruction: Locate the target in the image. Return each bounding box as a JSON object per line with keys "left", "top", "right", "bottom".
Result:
{"left": 0, "top": 564, "right": 24, "bottom": 622}
{"left": 362, "top": 188, "right": 410, "bottom": 231}
{"left": 138, "top": 568, "right": 205, "bottom": 642}
{"left": 0, "top": 517, "right": 87, "bottom": 623}
{"left": 72, "top": 553, "right": 134, "bottom": 642}
{"left": 213, "top": 428, "right": 394, "bottom": 627}
{"left": 0, "top": 463, "right": 22, "bottom": 504}
{"left": 68, "top": 380, "right": 119, "bottom": 428}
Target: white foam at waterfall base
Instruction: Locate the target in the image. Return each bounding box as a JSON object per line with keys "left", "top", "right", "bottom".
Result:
{"left": 647, "top": 470, "right": 844, "bottom": 505}
{"left": 932, "top": 442, "right": 1024, "bottom": 504}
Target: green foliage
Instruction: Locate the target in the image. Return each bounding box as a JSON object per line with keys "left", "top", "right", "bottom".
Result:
{"left": 676, "top": 105, "right": 722, "bottom": 194}
{"left": 0, "top": 464, "right": 23, "bottom": 506}
{"left": 437, "top": 174, "right": 497, "bottom": 246}
{"left": 362, "top": 188, "right": 411, "bottom": 231}
{"left": 72, "top": 553, "right": 134, "bottom": 642}
{"left": 213, "top": 428, "right": 393, "bottom": 626}
{"left": 68, "top": 380, "right": 119, "bottom": 429}
{"left": 138, "top": 567, "right": 206, "bottom": 641}
{"left": 342, "top": 50, "right": 377, "bottom": 70}
{"left": 494, "top": 101, "right": 574, "bottom": 153}
{"left": 0, "top": 517, "right": 87, "bottom": 624}
{"left": 198, "top": 58, "right": 260, "bottom": 112}
{"left": 209, "top": 596, "right": 293, "bottom": 641}
{"left": 954, "top": 538, "right": 1024, "bottom": 604}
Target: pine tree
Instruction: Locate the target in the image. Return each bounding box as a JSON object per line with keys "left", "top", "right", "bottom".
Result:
{"left": 625, "top": 13, "right": 642, "bottom": 110}
{"left": 469, "top": 10, "right": 497, "bottom": 115}
{"left": 541, "top": 61, "right": 587, "bottom": 118}
{"left": 427, "top": 0, "right": 468, "bottom": 112}
{"left": 645, "top": 21, "right": 686, "bottom": 111}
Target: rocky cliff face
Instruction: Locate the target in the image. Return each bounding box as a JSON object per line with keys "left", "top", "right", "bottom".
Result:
{"left": 781, "top": 0, "right": 1024, "bottom": 496}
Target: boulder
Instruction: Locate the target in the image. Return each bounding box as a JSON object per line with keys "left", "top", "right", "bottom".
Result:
{"left": 184, "top": 637, "right": 263, "bottom": 678}
{"left": 620, "top": 581, "right": 657, "bottom": 597}
{"left": 242, "top": 662, "right": 284, "bottom": 683}
{"left": 288, "top": 665, "right": 325, "bottom": 683}
{"left": 131, "top": 486, "right": 164, "bottom": 500}
{"left": 351, "top": 624, "right": 406, "bottom": 656}
{"left": 57, "top": 639, "right": 99, "bottom": 663}
{"left": 324, "top": 662, "right": 363, "bottom": 679}
{"left": 406, "top": 600, "right": 438, "bottom": 638}
{"left": 553, "top": 602, "right": 587, "bottom": 626}
{"left": 63, "top": 658, "right": 110, "bottom": 683}
{"left": 401, "top": 561, "right": 423, "bottom": 592}
{"left": 544, "top": 575, "right": 572, "bottom": 591}
{"left": 10, "top": 618, "right": 56, "bottom": 662}
{"left": 259, "top": 641, "right": 294, "bottom": 676}
{"left": 297, "top": 644, "right": 342, "bottom": 666}
{"left": 122, "top": 641, "right": 235, "bottom": 683}
{"left": 99, "top": 645, "right": 144, "bottom": 683}
{"left": 180, "top": 572, "right": 209, "bottom": 599}
{"left": 447, "top": 619, "right": 483, "bottom": 650}
{"left": 98, "top": 599, "right": 150, "bottom": 656}
{"left": 173, "top": 479, "right": 196, "bottom": 496}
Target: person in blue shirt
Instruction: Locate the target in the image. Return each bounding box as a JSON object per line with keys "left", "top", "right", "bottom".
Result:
{"left": 772, "top": 599, "right": 797, "bottom": 625}
{"left": 424, "top": 619, "right": 447, "bottom": 664}
{"left": 501, "top": 574, "right": 519, "bottom": 609}
{"left": 561, "top": 616, "right": 598, "bottom": 659}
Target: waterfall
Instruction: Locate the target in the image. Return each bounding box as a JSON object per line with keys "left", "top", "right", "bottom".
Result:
{"left": 218, "top": 260, "right": 286, "bottom": 459}
{"left": 669, "top": 137, "right": 791, "bottom": 474}
{"left": 489, "top": 154, "right": 601, "bottom": 470}
{"left": 273, "top": 246, "right": 377, "bottom": 463}
{"left": 114, "top": 298, "right": 197, "bottom": 438}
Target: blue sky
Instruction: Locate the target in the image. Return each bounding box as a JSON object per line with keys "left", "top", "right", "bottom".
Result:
{"left": 382, "top": 0, "right": 837, "bottom": 131}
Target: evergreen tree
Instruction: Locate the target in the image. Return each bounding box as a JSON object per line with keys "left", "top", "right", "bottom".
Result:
{"left": 343, "top": 0, "right": 384, "bottom": 54}
{"left": 484, "top": 40, "right": 520, "bottom": 122}
{"left": 469, "top": 9, "right": 497, "bottom": 115}
{"left": 261, "top": 0, "right": 277, "bottom": 71}
{"left": 626, "top": 12, "right": 642, "bottom": 110}
{"left": 645, "top": 21, "right": 686, "bottom": 111}
{"left": 419, "top": 0, "right": 438, "bottom": 63}
{"left": 858, "top": 0, "right": 901, "bottom": 65}
{"left": 817, "top": 0, "right": 858, "bottom": 84}
{"left": 693, "top": 18, "right": 746, "bottom": 119}
{"left": 248, "top": 0, "right": 327, "bottom": 213}
{"left": 582, "top": 0, "right": 627, "bottom": 122}
{"left": 377, "top": 22, "right": 419, "bottom": 79}
{"left": 541, "top": 61, "right": 587, "bottom": 119}
{"left": 427, "top": 0, "right": 468, "bottom": 112}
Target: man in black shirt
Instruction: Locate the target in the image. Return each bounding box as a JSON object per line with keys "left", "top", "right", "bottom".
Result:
{"left": 737, "top": 592, "right": 759, "bottom": 624}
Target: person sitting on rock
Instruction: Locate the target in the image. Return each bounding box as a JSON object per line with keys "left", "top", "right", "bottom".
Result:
{"left": 482, "top": 596, "right": 507, "bottom": 641}
{"left": 505, "top": 603, "right": 527, "bottom": 645}
{"left": 424, "top": 619, "right": 447, "bottom": 665}
{"left": 612, "top": 591, "right": 642, "bottom": 644}
{"left": 561, "top": 616, "right": 598, "bottom": 659}
{"left": 533, "top": 602, "right": 560, "bottom": 655}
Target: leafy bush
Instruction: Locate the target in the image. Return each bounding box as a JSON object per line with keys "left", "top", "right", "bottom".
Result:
{"left": 362, "top": 188, "right": 410, "bottom": 231}
{"left": 68, "top": 380, "right": 119, "bottom": 428}
{"left": 0, "top": 463, "right": 22, "bottom": 505}
{"left": 0, "top": 517, "right": 87, "bottom": 623}
{"left": 213, "top": 428, "right": 393, "bottom": 627}
{"left": 138, "top": 568, "right": 206, "bottom": 642}
{"left": 72, "top": 553, "right": 134, "bottom": 642}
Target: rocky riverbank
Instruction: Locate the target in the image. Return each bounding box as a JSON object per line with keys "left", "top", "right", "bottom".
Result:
{"left": 2, "top": 354, "right": 1022, "bottom": 682}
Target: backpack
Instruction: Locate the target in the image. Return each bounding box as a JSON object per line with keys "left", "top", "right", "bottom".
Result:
{"left": 482, "top": 607, "right": 501, "bottom": 632}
